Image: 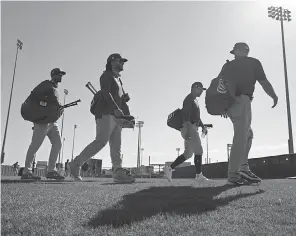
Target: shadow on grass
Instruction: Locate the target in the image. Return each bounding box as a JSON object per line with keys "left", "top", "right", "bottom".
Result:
{"left": 87, "top": 185, "right": 264, "bottom": 228}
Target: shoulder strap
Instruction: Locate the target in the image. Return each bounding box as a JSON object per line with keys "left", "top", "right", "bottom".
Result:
{"left": 218, "top": 59, "right": 230, "bottom": 78}
{"left": 118, "top": 78, "right": 126, "bottom": 95}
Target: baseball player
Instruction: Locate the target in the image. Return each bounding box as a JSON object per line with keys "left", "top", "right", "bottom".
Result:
{"left": 64, "top": 159, "right": 70, "bottom": 177}
{"left": 69, "top": 53, "right": 135, "bottom": 183}
{"left": 221, "top": 42, "right": 278, "bottom": 185}
{"left": 164, "top": 82, "right": 210, "bottom": 182}
{"left": 21, "top": 68, "right": 66, "bottom": 180}
{"left": 12, "top": 162, "right": 19, "bottom": 176}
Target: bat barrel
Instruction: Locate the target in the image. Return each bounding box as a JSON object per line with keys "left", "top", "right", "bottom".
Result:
{"left": 63, "top": 99, "right": 81, "bottom": 108}
{"left": 85, "top": 82, "right": 97, "bottom": 95}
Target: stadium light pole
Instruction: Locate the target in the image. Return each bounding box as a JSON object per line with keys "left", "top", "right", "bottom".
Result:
{"left": 136, "top": 121, "right": 144, "bottom": 170}
{"left": 57, "top": 89, "right": 69, "bottom": 167}
{"left": 61, "top": 138, "right": 65, "bottom": 164}
{"left": 1, "top": 39, "right": 23, "bottom": 164}
{"left": 268, "top": 6, "right": 294, "bottom": 154}
{"left": 204, "top": 124, "right": 213, "bottom": 164}
{"left": 71, "top": 124, "right": 77, "bottom": 161}
{"left": 141, "top": 148, "right": 144, "bottom": 166}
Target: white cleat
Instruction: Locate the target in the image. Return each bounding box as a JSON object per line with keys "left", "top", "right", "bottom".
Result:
{"left": 69, "top": 161, "right": 82, "bottom": 182}
{"left": 164, "top": 165, "right": 173, "bottom": 182}
{"left": 195, "top": 173, "right": 210, "bottom": 182}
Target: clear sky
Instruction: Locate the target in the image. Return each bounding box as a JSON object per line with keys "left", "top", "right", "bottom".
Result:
{"left": 1, "top": 0, "right": 296, "bottom": 169}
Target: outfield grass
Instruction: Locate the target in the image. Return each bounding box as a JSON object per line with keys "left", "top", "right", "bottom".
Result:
{"left": 1, "top": 177, "right": 296, "bottom": 236}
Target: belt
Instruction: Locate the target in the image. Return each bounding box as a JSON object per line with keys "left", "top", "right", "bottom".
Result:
{"left": 242, "top": 94, "right": 253, "bottom": 101}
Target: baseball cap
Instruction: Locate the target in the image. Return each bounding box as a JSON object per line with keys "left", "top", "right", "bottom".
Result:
{"left": 230, "top": 42, "right": 249, "bottom": 54}
{"left": 51, "top": 68, "right": 66, "bottom": 77}
{"left": 192, "top": 82, "right": 206, "bottom": 90}
{"left": 107, "top": 53, "right": 128, "bottom": 63}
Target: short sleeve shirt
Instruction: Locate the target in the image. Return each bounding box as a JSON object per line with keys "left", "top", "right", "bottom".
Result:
{"left": 222, "top": 57, "right": 267, "bottom": 97}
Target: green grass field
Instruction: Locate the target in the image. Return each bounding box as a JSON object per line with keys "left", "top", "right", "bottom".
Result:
{"left": 1, "top": 177, "right": 296, "bottom": 236}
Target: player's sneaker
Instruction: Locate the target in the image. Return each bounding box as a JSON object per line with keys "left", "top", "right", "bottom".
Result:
{"left": 226, "top": 176, "right": 251, "bottom": 186}
{"left": 239, "top": 170, "right": 261, "bottom": 183}
{"left": 164, "top": 165, "right": 172, "bottom": 182}
{"left": 195, "top": 173, "right": 210, "bottom": 182}
{"left": 21, "top": 172, "right": 41, "bottom": 180}
{"left": 46, "top": 170, "right": 65, "bottom": 180}
{"left": 69, "top": 161, "right": 82, "bottom": 181}
{"left": 113, "top": 168, "right": 135, "bottom": 183}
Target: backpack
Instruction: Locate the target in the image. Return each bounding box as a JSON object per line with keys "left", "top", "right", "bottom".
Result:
{"left": 21, "top": 80, "right": 64, "bottom": 124}
{"left": 21, "top": 96, "right": 62, "bottom": 124}
{"left": 167, "top": 108, "right": 183, "bottom": 131}
{"left": 205, "top": 60, "right": 235, "bottom": 115}
{"left": 90, "top": 90, "right": 104, "bottom": 115}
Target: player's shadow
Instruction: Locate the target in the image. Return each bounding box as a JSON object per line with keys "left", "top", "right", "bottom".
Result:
{"left": 87, "top": 185, "right": 264, "bottom": 228}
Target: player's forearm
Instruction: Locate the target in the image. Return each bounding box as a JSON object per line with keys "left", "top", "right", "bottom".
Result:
{"left": 259, "top": 79, "right": 277, "bottom": 99}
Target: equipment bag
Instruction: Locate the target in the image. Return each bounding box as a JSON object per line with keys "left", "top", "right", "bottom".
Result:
{"left": 205, "top": 77, "right": 235, "bottom": 115}
{"left": 90, "top": 90, "right": 104, "bottom": 115}
{"left": 21, "top": 96, "right": 61, "bottom": 124}
{"left": 167, "top": 108, "right": 183, "bottom": 131}
{"left": 205, "top": 60, "right": 236, "bottom": 115}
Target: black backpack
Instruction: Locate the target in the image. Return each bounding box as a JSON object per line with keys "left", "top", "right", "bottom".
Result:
{"left": 167, "top": 108, "right": 183, "bottom": 131}
{"left": 205, "top": 60, "right": 235, "bottom": 115}
{"left": 21, "top": 95, "right": 62, "bottom": 124}
{"left": 205, "top": 77, "right": 235, "bottom": 115}
{"left": 90, "top": 90, "right": 104, "bottom": 115}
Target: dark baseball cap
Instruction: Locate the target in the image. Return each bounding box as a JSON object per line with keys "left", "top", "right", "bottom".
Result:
{"left": 107, "top": 53, "right": 128, "bottom": 63}
{"left": 230, "top": 42, "right": 250, "bottom": 54}
{"left": 51, "top": 68, "right": 66, "bottom": 77}
{"left": 192, "top": 82, "right": 206, "bottom": 90}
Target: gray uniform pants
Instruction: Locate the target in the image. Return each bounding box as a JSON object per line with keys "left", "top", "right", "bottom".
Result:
{"left": 181, "top": 123, "right": 203, "bottom": 159}
{"left": 227, "top": 95, "right": 253, "bottom": 180}
{"left": 24, "top": 122, "right": 62, "bottom": 173}
{"left": 74, "top": 115, "right": 122, "bottom": 170}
